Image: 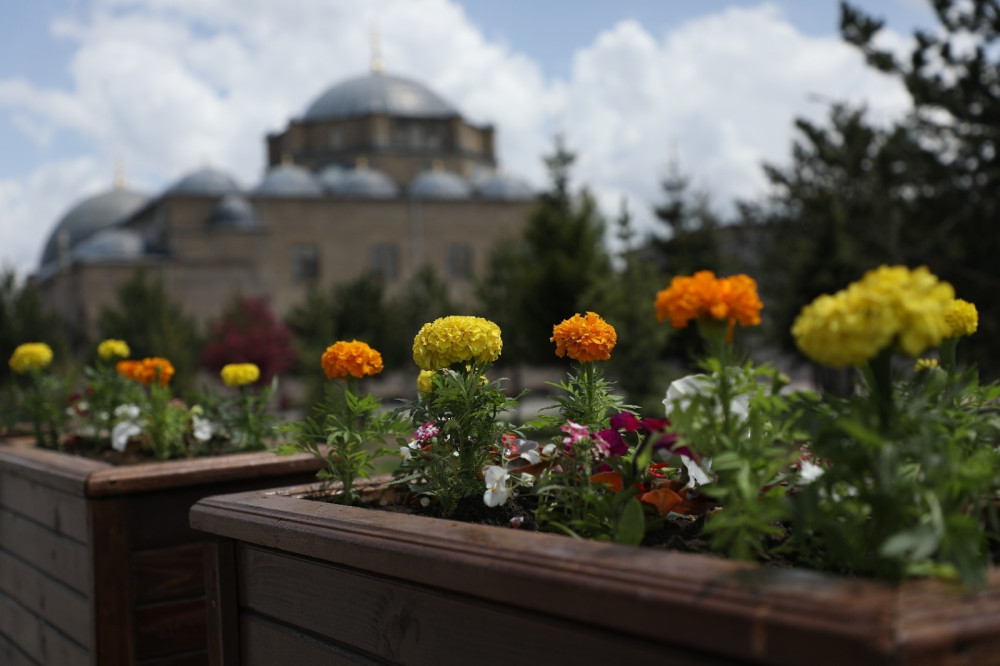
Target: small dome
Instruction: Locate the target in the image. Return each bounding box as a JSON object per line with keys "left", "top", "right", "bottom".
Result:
{"left": 317, "top": 164, "right": 347, "bottom": 193}
{"left": 253, "top": 164, "right": 323, "bottom": 197}
{"left": 336, "top": 167, "right": 398, "bottom": 198}
{"left": 409, "top": 169, "right": 471, "bottom": 199}
{"left": 477, "top": 172, "right": 535, "bottom": 200}
{"left": 303, "top": 72, "right": 458, "bottom": 121}
{"left": 40, "top": 187, "right": 149, "bottom": 267}
{"left": 208, "top": 194, "right": 259, "bottom": 229}
{"left": 71, "top": 228, "right": 145, "bottom": 262}
{"left": 169, "top": 167, "right": 241, "bottom": 195}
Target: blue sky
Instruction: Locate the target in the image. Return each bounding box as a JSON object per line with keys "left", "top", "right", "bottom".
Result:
{"left": 0, "top": 1, "right": 934, "bottom": 275}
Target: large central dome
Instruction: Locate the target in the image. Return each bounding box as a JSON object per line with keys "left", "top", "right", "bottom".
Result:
{"left": 302, "top": 72, "right": 457, "bottom": 121}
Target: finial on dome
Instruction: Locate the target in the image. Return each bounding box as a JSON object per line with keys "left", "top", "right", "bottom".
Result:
{"left": 114, "top": 158, "right": 126, "bottom": 189}
{"left": 370, "top": 26, "right": 384, "bottom": 73}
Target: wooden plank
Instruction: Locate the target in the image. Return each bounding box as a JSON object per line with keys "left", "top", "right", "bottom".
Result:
{"left": 0, "top": 550, "right": 90, "bottom": 648}
{"left": 0, "top": 592, "right": 89, "bottom": 666}
{"left": 237, "top": 544, "right": 734, "bottom": 666}
{"left": 136, "top": 650, "right": 209, "bottom": 666}
{"left": 204, "top": 541, "right": 240, "bottom": 666}
{"left": 0, "top": 443, "right": 105, "bottom": 495}
{"left": 241, "top": 612, "right": 388, "bottom": 666}
{"left": 134, "top": 597, "right": 207, "bottom": 661}
{"left": 0, "top": 470, "right": 89, "bottom": 542}
{"left": 133, "top": 543, "right": 206, "bottom": 605}
{"left": 86, "top": 451, "right": 323, "bottom": 497}
{"left": 89, "top": 497, "right": 133, "bottom": 666}
{"left": 193, "top": 485, "right": 897, "bottom": 665}
{"left": 0, "top": 627, "right": 41, "bottom": 666}
{"left": 0, "top": 507, "right": 90, "bottom": 594}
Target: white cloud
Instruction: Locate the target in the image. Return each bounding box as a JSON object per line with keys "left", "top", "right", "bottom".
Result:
{"left": 0, "top": 0, "right": 912, "bottom": 272}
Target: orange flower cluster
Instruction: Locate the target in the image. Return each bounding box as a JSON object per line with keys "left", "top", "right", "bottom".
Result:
{"left": 654, "top": 271, "right": 762, "bottom": 340}
{"left": 589, "top": 472, "right": 711, "bottom": 517}
{"left": 321, "top": 340, "right": 384, "bottom": 380}
{"left": 550, "top": 312, "right": 617, "bottom": 363}
{"left": 116, "top": 357, "right": 175, "bottom": 386}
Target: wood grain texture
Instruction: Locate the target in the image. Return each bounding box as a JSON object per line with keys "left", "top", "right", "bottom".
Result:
{"left": 204, "top": 541, "right": 239, "bottom": 666}
{"left": 133, "top": 543, "right": 206, "bottom": 605}
{"left": 0, "top": 507, "right": 90, "bottom": 594}
{"left": 89, "top": 497, "right": 133, "bottom": 666}
{"left": 241, "top": 612, "right": 390, "bottom": 666}
{"left": 0, "top": 550, "right": 90, "bottom": 648}
{"left": 0, "top": 444, "right": 106, "bottom": 494}
{"left": 238, "top": 543, "right": 741, "bottom": 665}
{"left": 134, "top": 597, "right": 207, "bottom": 661}
{"left": 191, "top": 481, "right": 1000, "bottom": 666}
{"left": 0, "top": 628, "right": 40, "bottom": 666}
{"left": 0, "top": 592, "right": 89, "bottom": 666}
{"left": 0, "top": 471, "right": 89, "bottom": 542}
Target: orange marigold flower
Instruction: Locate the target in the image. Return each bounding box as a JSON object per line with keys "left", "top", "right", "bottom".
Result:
{"left": 117, "top": 357, "right": 175, "bottom": 386}
{"left": 550, "top": 312, "right": 617, "bottom": 363}
{"left": 654, "top": 271, "right": 762, "bottom": 340}
{"left": 589, "top": 470, "right": 624, "bottom": 493}
{"left": 322, "top": 340, "right": 384, "bottom": 380}
{"left": 639, "top": 487, "right": 684, "bottom": 516}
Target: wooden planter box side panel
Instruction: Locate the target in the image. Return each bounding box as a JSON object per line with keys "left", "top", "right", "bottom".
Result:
{"left": 235, "top": 542, "right": 744, "bottom": 666}
{"left": 0, "top": 466, "right": 92, "bottom": 666}
{"left": 0, "top": 443, "right": 325, "bottom": 666}
{"left": 191, "top": 484, "right": 1000, "bottom": 666}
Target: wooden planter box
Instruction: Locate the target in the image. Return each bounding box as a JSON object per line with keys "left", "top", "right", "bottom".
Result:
{"left": 0, "top": 440, "right": 323, "bottom": 666}
{"left": 190, "top": 480, "right": 1000, "bottom": 666}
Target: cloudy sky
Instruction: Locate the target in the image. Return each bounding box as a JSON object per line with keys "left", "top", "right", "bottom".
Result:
{"left": 0, "top": 0, "right": 934, "bottom": 277}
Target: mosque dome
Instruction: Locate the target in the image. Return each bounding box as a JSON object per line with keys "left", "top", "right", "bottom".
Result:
{"left": 317, "top": 164, "right": 347, "bottom": 193}
{"left": 169, "top": 166, "right": 242, "bottom": 196}
{"left": 40, "top": 187, "right": 149, "bottom": 267}
{"left": 207, "top": 194, "right": 259, "bottom": 229}
{"left": 253, "top": 163, "right": 323, "bottom": 197}
{"left": 303, "top": 72, "right": 457, "bottom": 121}
{"left": 409, "top": 169, "right": 472, "bottom": 199}
{"left": 336, "top": 165, "right": 398, "bottom": 198}
{"left": 71, "top": 228, "right": 145, "bottom": 262}
{"left": 476, "top": 172, "right": 535, "bottom": 200}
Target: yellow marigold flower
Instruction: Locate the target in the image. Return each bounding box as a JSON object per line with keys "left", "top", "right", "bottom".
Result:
{"left": 944, "top": 299, "right": 978, "bottom": 338}
{"left": 221, "top": 363, "right": 260, "bottom": 387}
{"left": 116, "top": 357, "right": 175, "bottom": 386}
{"left": 412, "top": 316, "right": 502, "bottom": 371}
{"left": 915, "top": 358, "right": 939, "bottom": 372}
{"left": 417, "top": 369, "right": 435, "bottom": 395}
{"left": 97, "top": 339, "right": 130, "bottom": 362}
{"left": 9, "top": 342, "right": 53, "bottom": 374}
{"left": 792, "top": 265, "right": 955, "bottom": 367}
{"left": 322, "top": 340, "right": 383, "bottom": 380}
{"left": 654, "top": 271, "right": 762, "bottom": 340}
{"left": 551, "top": 312, "right": 617, "bottom": 363}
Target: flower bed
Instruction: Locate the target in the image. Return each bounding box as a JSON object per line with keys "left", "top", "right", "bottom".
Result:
{"left": 190, "top": 478, "right": 1000, "bottom": 666}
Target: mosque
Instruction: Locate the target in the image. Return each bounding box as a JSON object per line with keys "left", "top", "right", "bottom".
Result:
{"left": 32, "top": 62, "right": 535, "bottom": 337}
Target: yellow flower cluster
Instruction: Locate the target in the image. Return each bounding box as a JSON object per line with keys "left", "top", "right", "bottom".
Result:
{"left": 412, "top": 316, "right": 502, "bottom": 371}
{"left": 9, "top": 342, "right": 54, "bottom": 374}
{"left": 915, "top": 358, "right": 939, "bottom": 372}
{"left": 550, "top": 312, "right": 617, "bottom": 363}
{"left": 321, "top": 340, "right": 384, "bottom": 380}
{"left": 221, "top": 363, "right": 260, "bottom": 387}
{"left": 417, "top": 369, "right": 435, "bottom": 395}
{"left": 97, "top": 338, "right": 130, "bottom": 362}
{"left": 944, "top": 298, "right": 978, "bottom": 338}
{"left": 792, "top": 265, "right": 956, "bottom": 367}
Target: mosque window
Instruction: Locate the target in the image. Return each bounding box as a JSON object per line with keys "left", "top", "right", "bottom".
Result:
{"left": 371, "top": 243, "right": 399, "bottom": 281}
{"left": 291, "top": 243, "right": 320, "bottom": 282}
{"left": 446, "top": 243, "right": 473, "bottom": 279}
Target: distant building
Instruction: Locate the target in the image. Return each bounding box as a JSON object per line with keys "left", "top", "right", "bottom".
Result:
{"left": 33, "top": 66, "right": 535, "bottom": 337}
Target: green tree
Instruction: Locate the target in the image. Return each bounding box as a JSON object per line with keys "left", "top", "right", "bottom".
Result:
{"left": 651, "top": 158, "right": 723, "bottom": 276}
{"left": 478, "top": 136, "right": 612, "bottom": 364}
{"left": 97, "top": 269, "right": 201, "bottom": 393}
{"left": 588, "top": 200, "right": 671, "bottom": 411}
{"left": 840, "top": 0, "right": 1000, "bottom": 374}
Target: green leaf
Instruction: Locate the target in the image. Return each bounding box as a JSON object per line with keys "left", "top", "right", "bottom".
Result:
{"left": 274, "top": 444, "right": 299, "bottom": 456}
{"left": 614, "top": 498, "right": 646, "bottom": 546}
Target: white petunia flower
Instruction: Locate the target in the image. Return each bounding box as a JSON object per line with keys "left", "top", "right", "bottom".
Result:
{"left": 519, "top": 473, "right": 536, "bottom": 488}
{"left": 799, "top": 459, "right": 825, "bottom": 484}
{"left": 399, "top": 446, "right": 413, "bottom": 461}
{"left": 520, "top": 449, "right": 540, "bottom": 465}
{"left": 483, "top": 465, "right": 510, "bottom": 507}
{"left": 111, "top": 420, "right": 142, "bottom": 452}
{"left": 192, "top": 415, "right": 215, "bottom": 442}
{"left": 663, "top": 374, "right": 749, "bottom": 422}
